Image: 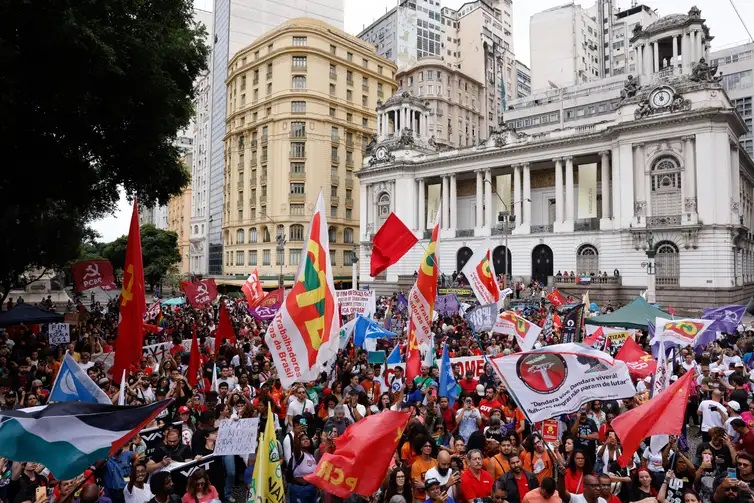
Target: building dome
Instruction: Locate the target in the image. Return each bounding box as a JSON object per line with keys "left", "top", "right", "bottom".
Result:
{"left": 644, "top": 13, "right": 692, "bottom": 35}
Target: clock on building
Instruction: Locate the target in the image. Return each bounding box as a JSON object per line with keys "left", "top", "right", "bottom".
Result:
{"left": 649, "top": 86, "right": 674, "bottom": 109}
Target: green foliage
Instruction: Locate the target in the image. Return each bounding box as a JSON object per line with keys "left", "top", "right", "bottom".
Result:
{"left": 0, "top": 0, "right": 208, "bottom": 300}
{"left": 102, "top": 225, "right": 181, "bottom": 288}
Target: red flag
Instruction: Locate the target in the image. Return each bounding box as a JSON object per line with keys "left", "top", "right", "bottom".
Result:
{"left": 187, "top": 326, "right": 201, "bottom": 387}
{"left": 306, "top": 410, "right": 411, "bottom": 497}
{"left": 71, "top": 260, "right": 116, "bottom": 292}
{"left": 615, "top": 337, "right": 657, "bottom": 378}
{"left": 112, "top": 202, "right": 147, "bottom": 384}
{"left": 612, "top": 370, "right": 694, "bottom": 467}
{"left": 406, "top": 320, "right": 421, "bottom": 382}
{"left": 241, "top": 268, "right": 264, "bottom": 306}
{"left": 547, "top": 289, "right": 565, "bottom": 307}
{"left": 181, "top": 279, "right": 219, "bottom": 307}
{"left": 370, "top": 213, "right": 418, "bottom": 277}
{"left": 552, "top": 312, "right": 562, "bottom": 329}
{"left": 582, "top": 327, "right": 605, "bottom": 348}
{"left": 215, "top": 301, "right": 236, "bottom": 357}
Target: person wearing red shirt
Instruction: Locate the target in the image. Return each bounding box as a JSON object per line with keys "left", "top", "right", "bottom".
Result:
{"left": 479, "top": 387, "right": 503, "bottom": 421}
{"left": 458, "top": 370, "right": 479, "bottom": 396}
{"left": 439, "top": 396, "right": 457, "bottom": 432}
{"left": 733, "top": 419, "right": 754, "bottom": 455}
{"left": 460, "top": 449, "right": 494, "bottom": 501}
{"left": 598, "top": 474, "right": 621, "bottom": 503}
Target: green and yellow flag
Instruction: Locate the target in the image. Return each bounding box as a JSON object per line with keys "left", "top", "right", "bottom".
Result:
{"left": 248, "top": 404, "right": 284, "bottom": 503}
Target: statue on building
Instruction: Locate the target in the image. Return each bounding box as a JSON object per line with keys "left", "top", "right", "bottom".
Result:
{"left": 691, "top": 58, "right": 722, "bottom": 83}
{"left": 365, "top": 133, "right": 378, "bottom": 155}
{"left": 428, "top": 135, "right": 437, "bottom": 149}
{"left": 688, "top": 6, "right": 701, "bottom": 18}
{"left": 632, "top": 23, "right": 643, "bottom": 36}
{"left": 620, "top": 75, "right": 639, "bottom": 100}
{"left": 635, "top": 99, "right": 652, "bottom": 119}
{"left": 398, "top": 127, "right": 414, "bottom": 147}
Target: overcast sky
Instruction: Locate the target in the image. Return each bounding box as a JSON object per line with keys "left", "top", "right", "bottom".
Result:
{"left": 92, "top": 0, "right": 753, "bottom": 241}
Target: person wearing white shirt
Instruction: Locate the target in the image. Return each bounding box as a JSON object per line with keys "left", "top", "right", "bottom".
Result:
{"left": 725, "top": 401, "right": 743, "bottom": 443}
{"left": 282, "top": 416, "right": 307, "bottom": 463}
{"left": 342, "top": 390, "right": 366, "bottom": 423}
{"left": 698, "top": 389, "right": 728, "bottom": 441}
{"left": 230, "top": 352, "right": 252, "bottom": 368}
{"left": 681, "top": 354, "right": 698, "bottom": 374}
{"left": 286, "top": 386, "right": 315, "bottom": 426}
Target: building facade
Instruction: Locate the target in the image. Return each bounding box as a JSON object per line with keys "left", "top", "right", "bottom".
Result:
{"left": 205, "top": 0, "right": 345, "bottom": 275}
{"left": 515, "top": 60, "right": 531, "bottom": 98}
{"left": 167, "top": 183, "right": 193, "bottom": 277}
{"left": 712, "top": 42, "right": 754, "bottom": 157}
{"left": 222, "top": 18, "right": 397, "bottom": 286}
{"left": 359, "top": 10, "right": 754, "bottom": 310}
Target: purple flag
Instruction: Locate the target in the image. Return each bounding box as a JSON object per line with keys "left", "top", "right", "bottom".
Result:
{"left": 249, "top": 301, "right": 281, "bottom": 321}
{"left": 396, "top": 293, "right": 408, "bottom": 312}
{"left": 703, "top": 305, "right": 746, "bottom": 334}
{"left": 434, "top": 294, "right": 460, "bottom": 317}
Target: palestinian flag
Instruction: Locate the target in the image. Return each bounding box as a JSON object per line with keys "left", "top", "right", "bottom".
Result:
{"left": 265, "top": 192, "right": 339, "bottom": 388}
{"left": 0, "top": 400, "right": 171, "bottom": 480}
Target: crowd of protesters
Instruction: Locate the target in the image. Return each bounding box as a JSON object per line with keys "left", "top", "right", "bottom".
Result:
{"left": 1, "top": 287, "right": 754, "bottom": 503}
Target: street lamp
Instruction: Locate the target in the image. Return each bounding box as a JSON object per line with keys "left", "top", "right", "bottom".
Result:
{"left": 484, "top": 179, "right": 529, "bottom": 293}
{"left": 351, "top": 244, "right": 359, "bottom": 290}
{"left": 640, "top": 231, "right": 657, "bottom": 303}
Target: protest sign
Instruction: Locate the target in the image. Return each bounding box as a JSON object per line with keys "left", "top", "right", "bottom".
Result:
{"left": 168, "top": 456, "right": 216, "bottom": 496}
{"left": 441, "top": 355, "right": 487, "bottom": 378}
{"left": 214, "top": 418, "right": 260, "bottom": 456}
{"left": 48, "top": 324, "right": 70, "bottom": 345}
{"left": 139, "top": 426, "right": 165, "bottom": 457}
{"left": 64, "top": 312, "right": 80, "bottom": 325}
{"left": 336, "top": 289, "right": 375, "bottom": 316}
{"left": 542, "top": 419, "right": 559, "bottom": 443}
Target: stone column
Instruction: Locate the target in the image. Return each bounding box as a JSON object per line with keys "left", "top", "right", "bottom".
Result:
{"left": 554, "top": 158, "right": 564, "bottom": 224}
{"left": 653, "top": 41, "right": 659, "bottom": 73}
{"left": 732, "top": 141, "right": 741, "bottom": 224}
{"left": 360, "top": 183, "right": 369, "bottom": 239}
{"left": 565, "top": 156, "right": 575, "bottom": 224}
{"left": 634, "top": 143, "right": 646, "bottom": 224}
{"left": 691, "top": 31, "right": 698, "bottom": 65}
{"left": 513, "top": 165, "right": 522, "bottom": 228}
{"left": 450, "top": 174, "right": 458, "bottom": 231}
{"left": 682, "top": 135, "right": 697, "bottom": 222}
{"left": 418, "top": 178, "right": 426, "bottom": 231}
{"left": 484, "top": 169, "right": 492, "bottom": 229}
{"left": 600, "top": 151, "right": 611, "bottom": 218}
{"left": 475, "top": 170, "right": 483, "bottom": 228}
{"left": 442, "top": 175, "right": 449, "bottom": 229}
{"left": 637, "top": 45, "right": 644, "bottom": 77}
{"left": 522, "top": 163, "right": 532, "bottom": 227}
{"left": 672, "top": 35, "right": 678, "bottom": 70}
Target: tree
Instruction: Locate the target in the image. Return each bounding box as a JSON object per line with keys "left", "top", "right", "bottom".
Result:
{"left": 0, "top": 0, "right": 208, "bottom": 304}
{"left": 102, "top": 225, "right": 181, "bottom": 289}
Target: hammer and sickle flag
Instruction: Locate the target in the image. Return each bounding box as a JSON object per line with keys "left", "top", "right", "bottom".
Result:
{"left": 112, "top": 201, "right": 147, "bottom": 384}
{"left": 265, "top": 192, "right": 339, "bottom": 388}
{"left": 408, "top": 209, "right": 441, "bottom": 347}
{"left": 461, "top": 240, "right": 500, "bottom": 306}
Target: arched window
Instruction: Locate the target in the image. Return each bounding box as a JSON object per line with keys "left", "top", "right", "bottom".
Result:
{"left": 576, "top": 244, "right": 599, "bottom": 275}
{"left": 655, "top": 241, "right": 680, "bottom": 286}
{"left": 377, "top": 193, "right": 391, "bottom": 227}
{"left": 249, "top": 227, "right": 257, "bottom": 243}
{"left": 290, "top": 224, "right": 305, "bottom": 242}
{"left": 651, "top": 156, "right": 683, "bottom": 217}
{"left": 344, "top": 228, "right": 354, "bottom": 244}
{"left": 194, "top": 225, "right": 199, "bottom": 235}
{"left": 292, "top": 76, "right": 306, "bottom": 89}
{"left": 236, "top": 229, "right": 245, "bottom": 244}
{"left": 329, "top": 226, "right": 337, "bottom": 244}
{"left": 263, "top": 226, "right": 271, "bottom": 243}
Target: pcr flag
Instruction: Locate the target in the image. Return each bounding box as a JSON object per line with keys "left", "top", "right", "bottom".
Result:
{"left": 547, "top": 289, "right": 566, "bottom": 307}
{"left": 306, "top": 411, "right": 411, "bottom": 497}
{"left": 611, "top": 370, "right": 694, "bottom": 467}
{"left": 241, "top": 268, "right": 264, "bottom": 307}
{"left": 560, "top": 304, "right": 585, "bottom": 343}
{"left": 112, "top": 202, "right": 147, "bottom": 384}
{"left": 489, "top": 343, "right": 635, "bottom": 422}
{"left": 214, "top": 301, "right": 236, "bottom": 357}
{"left": 370, "top": 213, "right": 419, "bottom": 277}
{"left": 49, "top": 353, "right": 111, "bottom": 405}
{"left": 614, "top": 338, "right": 657, "bottom": 378}
{"left": 0, "top": 400, "right": 171, "bottom": 480}
{"left": 249, "top": 404, "right": 284, "bottom": 503}
{"left": 652, "top": 317, "right": 714, "bottom": 348}
{"left": 71, "top": 260, "right": 116, "bottom": 292}
{"left": 353, "top": 316, "right": 396, "bottom": 348}
{"left": 461, "top": 243, "right": 500, "bottom": 305}
{"left": 439, "top": 345, "right": 459, "bottom": 406}
{"left": 493, "top": 310, "right": 541, "bottom": 351}
{"left": 408, "top": 211, "right": 440, "bottom": 346}
{"left": 265, "top": 192, "right": 339, "bottom": 387}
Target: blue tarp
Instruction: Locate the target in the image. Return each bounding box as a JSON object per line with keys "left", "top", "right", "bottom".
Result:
{"left": 0, "top": 304, "right": 63, "bottom": 326}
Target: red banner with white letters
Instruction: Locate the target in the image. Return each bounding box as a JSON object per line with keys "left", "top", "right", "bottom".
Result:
{"left": 71, "top": 260, "right": 116, "bottom": 292}
{"left": 181, "top": 279, "right": 219, "bottom": 307}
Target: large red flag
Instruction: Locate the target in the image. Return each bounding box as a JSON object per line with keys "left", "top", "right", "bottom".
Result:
{"left": 406, "top": 320, "right": 421, "bottom": 382}
{"left": 187, "top": 326, "right": 201, "bottom": 387}
{"left": 215, "top": 301, "right": 236, "bottom": 357}
{"left": 370, "top": 213, "right": 419, "bottom": 277}
{"left": 306, "top": 410, "right": 411, "bottom": 497}
{"left": 612, "top": 370, "right": 694, "bottom": 467}
{"left": 547, "top": 289, "right": 565, "bottom": 307}
{"left": 112, "top": 202, "right": 146, "bottom": 383}
{"left": 241, "top": 268, "right": 264, "bottom": 306}
{"left": 71, "top": 259, "right": 116, "bottom": 292}
{"left": 615, "top": 337, "right": 657, "bottom": 378}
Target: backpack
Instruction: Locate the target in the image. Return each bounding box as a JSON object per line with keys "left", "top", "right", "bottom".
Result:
{"left": 285, "top": 451, "right": 305, "bottom": 483}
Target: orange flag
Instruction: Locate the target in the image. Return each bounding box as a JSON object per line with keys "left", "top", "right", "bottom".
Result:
{"left": 306, "top": 411, "right": 411, "bottom": 498}
{"left": 612, "top": 369, "right": 694, "bottom": 467}
{"left": 112, "top": 201, "right": 146, "bottom": 383}
{"left": 187, "top": 325, "right": 201, "bottom": 387}
{"left": 215, "top": 301, "right": 236, "bottom": 357}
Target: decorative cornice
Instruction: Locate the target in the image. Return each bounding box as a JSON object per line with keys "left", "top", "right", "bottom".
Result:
{"left": 598, "top": 150, "right": 610, "bottom": 157}
{"left": 563, "top": 156, "right": 574, "bottom": 162}
{"left": 552, "top": 157, "right": 564, "bottom": 163}
{"left": 633, "top": 142, "right": 645, "bottom": 149}
{"left": 681, "top": 135, "right": 695, "bottom": 142}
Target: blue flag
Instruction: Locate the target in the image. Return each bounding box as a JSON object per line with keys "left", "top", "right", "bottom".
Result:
{"left": 353, "top": 316, "right": 396, "bottom": 348}
{"left": 439, "top": 345, "right": 459, "bottom": 407}
{"left": 386, "top": 345, "right": 401, "bottom": 365}
{"left": 703, "top": 305, "right": 746, "bottom": 334}
{"left": 49, "top": 353, "right": 112, "bottom": 404}
{"left": 396, "top": 293, "right": 408, "bottom": 313}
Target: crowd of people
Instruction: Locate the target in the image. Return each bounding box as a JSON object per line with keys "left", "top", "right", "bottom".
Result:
{"left": 1, "top": 290, "right": 754, "bottom": 503}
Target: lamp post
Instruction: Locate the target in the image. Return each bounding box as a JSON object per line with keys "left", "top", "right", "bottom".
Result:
{"left": 640, "top": 232, "right": 657, "bottom": 303}
{"left": 351, "top": 244, "right": 359, "bottom": 290}
{"left": 484, "top": 179, "right": 529, "bottom": 295}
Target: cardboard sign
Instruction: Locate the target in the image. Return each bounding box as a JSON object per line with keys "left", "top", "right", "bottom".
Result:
{"left": 48, "top": 323, "right": 70, "bottom": 346}
{"left": 214, "top": 418, "right": 259, "bottom": 456}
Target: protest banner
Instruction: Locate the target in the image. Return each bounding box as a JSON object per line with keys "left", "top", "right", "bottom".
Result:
{"left": 167, "top": 456, "right": 216, "bottom": 496}
{"left": 440, "top": 355, "right": 487, "bottom": 378}
{"left": 64, "top": 312, "right": 80, "bottom": 325}
{"left": 336, "top": 289, "right": 375, "bottom": 316}
{"left": 139, "top": 426, "right": 165, "bottom": 457}
{"left": 214, "top": 418, "right": 260, "bottom": 456}
{"left": 437, "top": 287, "right": 472, "bottom": 296}
{"left": 542, "top": 419, "right": 559, "bottom": 443}
{"left": 48, "top": 323, "right": 70, "bottom": 346}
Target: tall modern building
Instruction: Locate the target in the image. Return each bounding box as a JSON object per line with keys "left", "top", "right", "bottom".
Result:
{"left": 221, "top": 18, "right": 397, "bottom": 286}
{"left": 202, "top": 0, "right": 345, "bottom": 275}
{"left": 358, "top": 0, "right": 515, "bottom": 137}
{"left": 515, "top": 60, "right": 531, "bottom": 98}
{"left": 711, "top": 42, "right": 754, "bottom": 157}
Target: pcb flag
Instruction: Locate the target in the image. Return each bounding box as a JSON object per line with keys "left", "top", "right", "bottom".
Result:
{"left": 652, "top": 317, "right": 714, "bottom": 348}
{"left": 265, "top": 192, "right": 339, "bottom": 387}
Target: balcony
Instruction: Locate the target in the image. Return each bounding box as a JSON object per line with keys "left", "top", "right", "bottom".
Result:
{"left": 260, "top": 174, "right": 267, "bottom": 185}
{"left": 646, "top": 215, "right": 682, "bottom": 227}
{"left": 331, "top": 156, "right": 340, "bottom": 165}
{"left": 292, "top": 65, "right": 307, "bottom": 72}
{"left": 331, "top": 176, "right": 339, "bottom": 186}
{"left": 261, "top": 135, "right": 268, "bottom": 144}
{"left": 290, "top": 171, "right": 306, "bottom": 181}
{"left": 252, "top": 78, "right": 259, "bottom": 85}
{"left": 331, "top": 135, "right": 339, "bottom": 144}
{"left": 289, "top": 193, "right": 305, "bottom": 203}
{"left": 289, "top": 131, "right": 306, "bottom": 139}
{"left": 330, "top": 196, "right": 339, "bottom": 206}
{"left": 251, "top": 139, "right": 257, "bottom": 147}
{"left": 346, "top": 158, "right": 354, "bottom": 168}
{"left": 531, "top": 224, "right": 554, "bottom": 233}
{"left": 345, "top": 197, "right": 354, "bottom": 208}
{"left": 260, "top": 156, "right": 268, "bottom": 164}
{"left": 554, "top": 275, "right": 622, "bottom": 286}
{"left": 290, "top": 151, "right": 305, "bottom": 160}
{"left": 237, "top": 181, "right": 244, "bottom": 190}
{"left": 346, "top": 139, "right": 354, "bottom": 148}
{"left": 250, "top": 157, "right": 257, "bottom": 167}
{"left": 456, "top": 229, "right": 474, "bottom": 238}
{"left": 345, "top": 178, "right": 353, "bottom": 189}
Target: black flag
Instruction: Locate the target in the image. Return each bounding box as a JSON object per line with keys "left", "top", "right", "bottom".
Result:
{"left": 561, "top": 304, "right": 585, "bottom": 343}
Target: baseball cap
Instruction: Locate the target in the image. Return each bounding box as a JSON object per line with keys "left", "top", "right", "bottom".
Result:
{"left": 178, "top": 406, "right": 190, "bottom": 414}
{"left": 476, "top": 384, "right": 485, "bottom": 396}
{"left": 425, "top": 478, "right": 441, "bottom": 489}
{"left": 728, "top": 401, "right": 742, "bottom": 412}
{"left": 293, "top": 415, "right": 307, "bottom": 426}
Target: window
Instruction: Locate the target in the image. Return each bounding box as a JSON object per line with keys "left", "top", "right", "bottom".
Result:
{"left": 291, "top": 162, "right": 305, "bottom": 174}
{"left": 330, "top": 249, "right": 336, "bottom": 265}
{"left": 722, "top": 70, "right": 753, "bottom": 92}
{"left": 331, "top": 185, "right": 338, "bottom": 197}
{"left": 331, "top": 127, "right": 339, "bottom": 142}
{"left": 346, "top": 113, "right": 353, "bottom": 123}
{"left": 249, "top": 250, "right": 257, "bottom": 265}
{"left": 236, "top": 251, "right": 245, "bottom": 266}
{"left": 331, "top": 146, "right": 339, "bottom": 162}
{"left": 290, "top": 182, "right": 305, "bottom": 194}
{"left": 292, "top": 56, "right": 307, "bottom": 69}
{"left": 291, "top": 101, "right": 306, "bottom": 113}
{"left": 290, "top": 121, "right": 306, "bottom": 138}
{"left": 330, "top": 84, "right": 336, "bottom": 96}
{"left": 362, "top": 58, "right": 368, "bottom": 68}
{"left": 347, "top": 52, "right": 353, "bottom": 61}
{"left": 329, "top": 107, "right": 336, "bottom": 117}
{"left": 249, "top": 228, "right": 257, "bottom": 243}
{"left": 651, "top": 156, "right": 683, "bottom": 217}
{"left": 330, "top": 44, "right": 336, "bottom": 55}
{"left": 290, "top": 142, "right": 305, "bottom": 157}
{"left": 293, "top": 36, "right": 307, "bottom": 46}
{"left": 263, "top": 226, "right": 271, "bottom": 243}
{"left": 236, "top": 229, "right": 245, "bottom": 243}
{"left": 347, "top": 90, "right": 353, "bottom": 101}
{"left": 289, "top": 224, "right": 305, "bottom": 241}
{"left": 656, "top": 241, "right": 680, "bottom": 286}
{"left": 344, "top": 227, "right": 354, "bottom": 244}
{"left": 362, "top": 117, "right": 368, "bottom": 128}
{"left": 292, "top": 76, "right": 306, "bottom": 89}
{"left": 344, "top": 250, "right": 355, "bottom": 266}
{"left": 276, "top": 248, "right": 284, "bottom": 266}
{"left": 328, "top": 226, "right": 337, "bottom": 243}
{"left": 346, "top": 208, "right": 352, "bottom": 219}
{"left": 331, "top": 205, "right": 337, "bottom": 218}
{"left": 290, "top": 204, "right": 305, "bottom": 215}
{"left": 576, "top": 244, "right": 599, "bottom": 275}
{"left": 290, "top": 249, "right": 302, "bottom": 266}
{"left": 263, "top": 249, "right": 271, "bottom": 265}
{"left": 347, "top": 70, "right": 353, "bottom": 83}
{"left": 362, "top": 95, "right": 368, "bottom": 106}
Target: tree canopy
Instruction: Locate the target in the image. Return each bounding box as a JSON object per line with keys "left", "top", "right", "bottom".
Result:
{"left": 102, "top": 225, "right": 181, "bottom": 288}
{"left": 0, "top": 0, "right": 208, "bottom": 299}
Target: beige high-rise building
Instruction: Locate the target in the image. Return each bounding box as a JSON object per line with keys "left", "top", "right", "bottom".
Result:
{"left": 222, "top": 18, "right": 397, "bottom": 286}
{"left": 167, "top": 183, "right": 193, "bottom": 276}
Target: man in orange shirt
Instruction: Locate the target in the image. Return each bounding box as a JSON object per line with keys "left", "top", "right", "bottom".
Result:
{"left": 360, "top": 368, "right": 382, "bottom": 403}
{"left": 488, "top": 437, "right": 514, "bottom": 479}
{"left": 522, "top": 477, "right": 561, "bottom": 503}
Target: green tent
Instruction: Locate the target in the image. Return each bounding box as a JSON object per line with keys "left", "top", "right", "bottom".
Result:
{"left": 584, "top": 296, "right": 671, "bottom": 330}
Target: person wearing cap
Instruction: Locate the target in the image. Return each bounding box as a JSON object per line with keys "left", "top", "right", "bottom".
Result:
{"left": 176, "top": 406, "right": 194, "bottom": 446}
{"left": 456, "top": 396, "right": 482, "bottom": 443}
{"left": 283, "top": 415, "right": 307, "bottom": 464}
{"left": 2, "top": 390, "right": 17, "bottom": 410}
{"left": 425, "top": 476, "right": 457, "bottom": 503}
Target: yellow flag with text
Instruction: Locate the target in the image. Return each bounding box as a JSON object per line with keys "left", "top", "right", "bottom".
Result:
{"left": 248, "top": 404, "right": 284, "bottom": 503}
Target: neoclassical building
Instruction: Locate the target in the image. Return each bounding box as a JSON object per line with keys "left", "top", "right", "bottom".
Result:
{"left": 357, "top": 9, "right": 754, "bottom": 309}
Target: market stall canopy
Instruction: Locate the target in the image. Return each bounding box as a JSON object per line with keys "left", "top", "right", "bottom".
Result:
{"left": 0, "top": 304, "right": 64, "bottom": 326}
{"left": 584, "top": 297, "right": 671, "bottom": 330}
